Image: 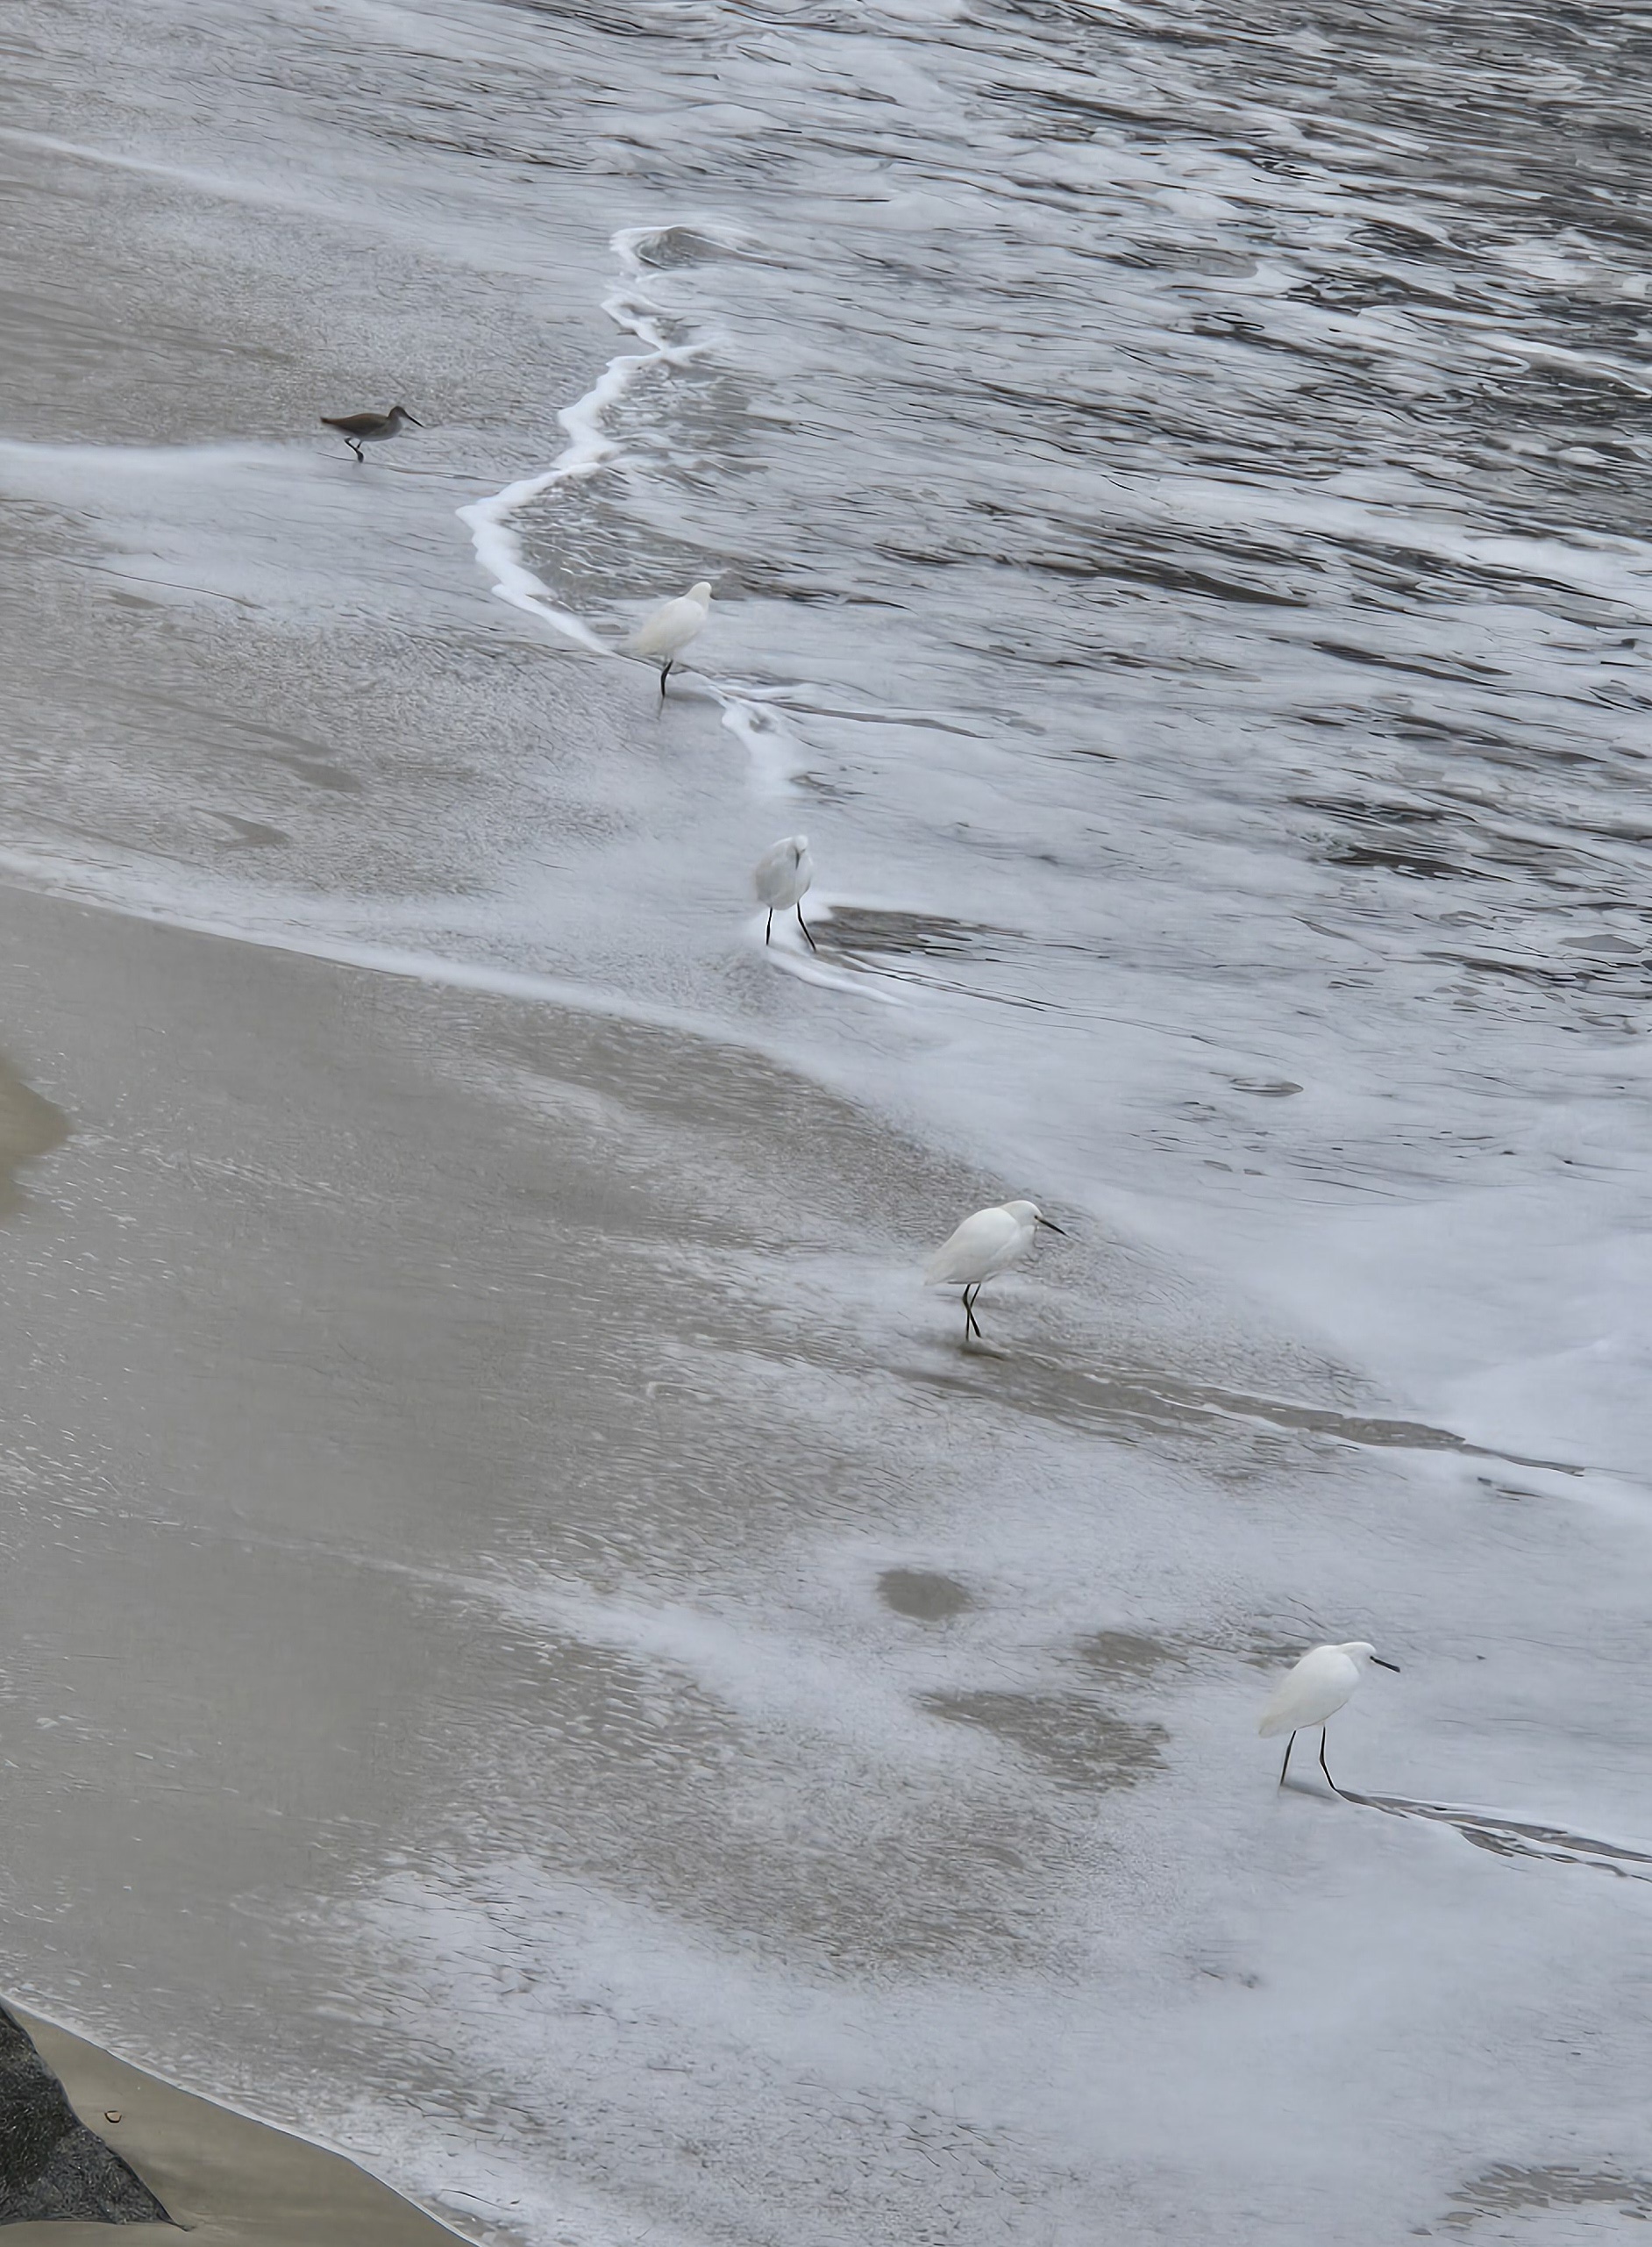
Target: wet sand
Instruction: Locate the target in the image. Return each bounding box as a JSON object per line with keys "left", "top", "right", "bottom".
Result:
{"left": 1, "top": 845, "right": 1644, "bottom": 2247}
{"left": 11, "top": 2006, "right": 464, "bottom": 2245}
{"left": 0, "top": 875, "right": 1024, "bottom": 2238}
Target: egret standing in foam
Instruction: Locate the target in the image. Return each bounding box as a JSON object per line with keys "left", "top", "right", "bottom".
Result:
{"left": 754, "top": 836, "right": 816, "bottom": 952}
{"left": 923, "top": 1199, "right": 1065, "bottom": 1341}
{"left": 629, "top": 581, "right": 713, "bottom": 702}
{"left": 1257, "top": 1640, "right": 1400, "bottom": 1795}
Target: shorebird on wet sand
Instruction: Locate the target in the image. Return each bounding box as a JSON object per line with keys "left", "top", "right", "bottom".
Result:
{"left": 1258, "top": 1640, "right": 1400, "bottom": 1795}
{"left": 320, "top": 404, "right": 423, "bottom": 462}
{"left": 923, "top": 1199, "right": 1065, "bottom": 1341}
{"left": 754, "top": 835, "right": 816, "bottom": 952}
{"left": 628, "top": 581, "right": 713, "bottom": 702}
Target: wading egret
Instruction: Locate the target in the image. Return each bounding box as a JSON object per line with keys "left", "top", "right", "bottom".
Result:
{"left": 630, "top": 581, "right": 713, "bottom": 701}
{"left": 320, "top": 404, "right": 423, "bottom": 461}
{"left": 1258, "top": 1641, "right": 1399, "bottom": 1794}
{"left": 923, "top": 1199, "right": 1065, "bottom": 1340}
{"left": 754, "top": 835, "right": 815, "bottom": 952}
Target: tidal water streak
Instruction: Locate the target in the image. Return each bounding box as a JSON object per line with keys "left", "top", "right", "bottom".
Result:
{"left": 1, "top": 0, "right": 1650, "bottom": 2240}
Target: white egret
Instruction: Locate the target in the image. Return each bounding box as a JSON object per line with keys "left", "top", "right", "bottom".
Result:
{"left": 1258, "top": 1640, "right": 1399, "bottom": 1794}
{"left": 923, "top": 1199, "right": 1065, "bottom": 1341}
{"left": 754, "top": 835, "right": 815, "bottom": 952}
{"left": 629, "top": 581, "right": 713, "bottom": 701}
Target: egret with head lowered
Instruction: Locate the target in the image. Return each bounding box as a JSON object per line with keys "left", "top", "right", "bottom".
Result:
{"left": 1258, "top": 1640, "right": 1399, "bottom": 1795}
{"left": 924, "top": 1199, "right": 1065, "bottom": 1341}
{"left": 754, "top": 835, "right": 815, "bottom": 952}
{"left": 629, "top": 581, "right": 713, "bottom": 701}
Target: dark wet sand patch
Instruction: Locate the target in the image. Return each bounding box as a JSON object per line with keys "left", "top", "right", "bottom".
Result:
{"left": 922, "top": 1688, "right": 1167, "bottom": 1792}
{"left": 878, "top": 1567, "right": 975, "bottom": 1621}
{"left": 0, "top": 1050, "right": 68, "bottom": 1214}
{"left": 1350, "top": 1796, "right": 1652, "bottom": 1883}
{"left": 1071, "top": 1630, "right": 1180, "bottom": 1687}
{"left": 817, "top": 906, "right": 1015, "bottom": 960}
{"left": 1442, "top": 2160, "right": 1652, "bottom": 2230}
{"left": 901, "top": 1347, "right": 1584, "bottom": 1479}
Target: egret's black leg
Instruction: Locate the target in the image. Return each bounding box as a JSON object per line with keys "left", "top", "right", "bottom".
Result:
{"left": 1318, "top": 1728, "right": 1344, "bottom": 1797}
{"left": 796, "top": 905, "right": 818, "bottom": 954}
{"left": 765, "top": 908, "right": 774, "bottom": 945}
{"left": 963, "top": 1284, "right": 983, "bottom": 1340}
{"left": 659, "top": 660, "right": 672, "bottom": 704}
{"left": 1278, "top": 1731, "right": 1296, "bottom": 1788}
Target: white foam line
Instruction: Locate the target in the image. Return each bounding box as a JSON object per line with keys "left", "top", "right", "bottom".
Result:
{"left": 457, "top": 222, "right": 725, "bottom": 654}
{"left": 1474, "top": 332, "right": 1652, "bottom": 399}
{"left": 0, "top": 838, "right": 743, "bottom": 1036}
{"left": 0, "top": 840, "right": 901, "bottom": 1064}
{"left": 714, "top": 688, "right": 811, "bottom": 797}
{"left": 0, "top": 127, "right": 334, "bottom": 218}
{"left": 458, "top": 221, "right": 816, "bottom": 795}
{"left": 0, "top": 437, "right": 297, "bottom": 477}
{"left": 501, "top": 1579, "right": 936, "bottom": 1755}
{"left": 746, "top": 907, "right": 905, "bottom": 1005}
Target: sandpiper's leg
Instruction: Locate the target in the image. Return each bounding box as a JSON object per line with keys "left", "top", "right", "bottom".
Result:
{"left": 1278, "top": 1732, "right": 1296, "bottom": 1787}
{"left": 659, "top": 660, "right": 672, "bottom": 704}
{"left": 349, "top": 439, "right": 364, "bottom": 462}
{"left": 765, "top": 909, "right": 773, "bottom": 945}
{"left": 796, "top": 905, "right": 818, "bottom": 954}
{"left": 1318, "top": 1728, "right": 1344, "bottom": 1797}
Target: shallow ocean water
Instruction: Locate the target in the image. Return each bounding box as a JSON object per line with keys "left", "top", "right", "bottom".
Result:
{"left": 1, "top": 0, "right": 1650, "bottom": 2239}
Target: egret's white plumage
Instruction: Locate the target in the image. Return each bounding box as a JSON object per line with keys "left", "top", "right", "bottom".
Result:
{"left": 754, "top": 835, "right": 815, "bottom": 952}
{"left": 1258, "top": 1639, "right": 1399, "bottom": 1794}
{"left": 923, "top": 1197, "right": 1065, "bottom": 1340}
{"left": 629, "top": 581, "right": 713, "bottom": 699}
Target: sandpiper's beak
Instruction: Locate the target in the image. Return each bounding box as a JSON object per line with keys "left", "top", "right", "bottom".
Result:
{"left": 1036, "top": 1216, "right": 1066, "bottom": 1234}
{"left": 402, "top": 412, "right": 424, "bottom": 426}
{"left": 1371, "top": 1657, "right": 1400, "bottom": 1672}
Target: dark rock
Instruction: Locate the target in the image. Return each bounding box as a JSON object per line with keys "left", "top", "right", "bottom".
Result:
{"left": 0, "top": 2003, "right": 170, "bottom": 2225}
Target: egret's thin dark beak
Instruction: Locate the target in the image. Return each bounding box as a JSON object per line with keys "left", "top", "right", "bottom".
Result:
{"left": 1036, "top": 1216, "right": 1066, "bottom": 1235}
{"left": 1371, "top": 1657, "right": 1400, "bottom": 1672}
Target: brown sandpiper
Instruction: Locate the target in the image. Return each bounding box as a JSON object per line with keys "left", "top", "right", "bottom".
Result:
{"left": 320, "top": 404, "right": 424, "bottom": 462}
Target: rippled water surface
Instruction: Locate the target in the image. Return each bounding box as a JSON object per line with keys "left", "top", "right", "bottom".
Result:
{"left": 12, "top": 0, "right": 1650, "bottom": 1444}
{"left": 470, "top": 0, "right": 1651, "bottom": 1465}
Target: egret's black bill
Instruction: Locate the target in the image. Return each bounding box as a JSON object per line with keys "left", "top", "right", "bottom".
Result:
{"left": 1036, "top": 1216, "right": 1066, "bottom": 1234}
{"left": 1371, "top": 1657, "right": 1400, "bottom": 1672}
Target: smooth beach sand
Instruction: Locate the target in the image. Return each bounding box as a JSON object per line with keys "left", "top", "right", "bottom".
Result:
{"left": 11, "top": 2006, "right": 465, "bottom": 2243}
{"left": 0, "top": 876, "right": 1010, "bottom": 2236}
